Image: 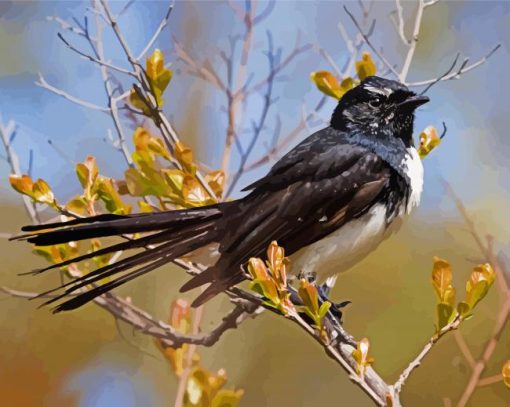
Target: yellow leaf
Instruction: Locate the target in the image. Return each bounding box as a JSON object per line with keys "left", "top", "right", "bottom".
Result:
{"left": 310, "top": 70, "right": 343, "bottom": 100}
{"left": 138, "top": 201, "right": 154, "bottom": 213}
{"left": 355, "top": 52, "right": 377, "bottom": 80}
{"left": 96, "top": 178, "right": 131, "bottom": 215}
{"left": 129, "top": 88, "right": 151, "bottom": 115}
{"left": 464, "top": 263, "right": 495, "bottom": 310}
{"left": 170, "top": 298, "right": 192, "bottom": 334}
{"left": 9, "top": 174, "right": 57, "bottom": 206}
{"left": 175, "top": 141, "right": 196, "bottom": 173}
{"left": 9, "top": 174, "right": 34, "bottom": 196}
{"left": 76, "top": 156, "right": 99, "bottom": 201}
{"left": 418, "top": 126, "right": 441, "bottom": 159}
{"left": 163, "top": 169, "right": 185, "bottom": 194}
{"left": 247, "top": 257, "right": 270, "bottom": 281}
{"left": 431, "top": 256, "right": 456, "bottom": 306}
{"left": 298, "top": 278, "right": 320, "bottom": 316}
{"left": 352, "top": 337, "right": 374, "bottom": 376}
{"left": 267, "top": 240, "right": 288, "bottom": 289}
{"left": 66, "top": 196, "right": 89, "bottom": 215}
{"left": 502, "top": 359, "right": 510, "bottom": 388}
{"left": 146, "top": 49, "right": 165, "bottom": 81}
{"left": 211, "top": 389, "right": 244, "bottom": 407}
{"left": 32, "top": 179, "right": 55, "bottom": 205}
{"left": 182, "top": 175, "right": 207, "bottom": 205}
{"left": 146, "top": 49, "right": 173, "bottom": 106}
{"left": 205, "top": 170, "right": 225, "bottom": 199}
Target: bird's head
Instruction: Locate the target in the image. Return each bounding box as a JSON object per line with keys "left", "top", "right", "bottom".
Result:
{"left": 330, "top": 76, "right": 429, "bottom": 147}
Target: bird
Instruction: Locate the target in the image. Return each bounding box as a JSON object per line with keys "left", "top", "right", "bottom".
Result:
{"left": 12, "top": 75, "right": 429, "bottom": 313}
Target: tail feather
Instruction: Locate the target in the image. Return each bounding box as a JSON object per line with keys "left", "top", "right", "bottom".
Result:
{"left": 51, "top": 255, "right": 173, "bottom": 313}
{"left": 14, "top": 206, "right": 222, "bottom": 246}
{"left": 15, "top": 205, "right": 228, "bottom": 312}
{"left": 42, "top": 230, "right": 213, "bottom": 311}
{"left": 22, "top": 229, "right": 172, "bottom": 276}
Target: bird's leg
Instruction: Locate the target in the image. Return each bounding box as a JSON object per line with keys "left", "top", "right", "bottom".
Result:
{"left": 297, "top": 271, "right": 351, "bottom": 324}
{"left": 318, "top": 276, "right": 351, "bottom": 324}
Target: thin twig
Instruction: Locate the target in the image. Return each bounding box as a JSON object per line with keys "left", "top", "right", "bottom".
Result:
{"left": 226, "top": 30, "right": 276, "bottom": 196}
{"left": 137, "top": 3, "right": 174, "bottom": 60}
{"left": 393, "top": 315, "right": 463, "bottom": 395}
{"left": 0, "top": 120, "right": 39, "bottom": 223}
{"left": 91, "top": 0, "right": 134, "bottom": 168}
{"left": 399, "top": 0, "right": 435, "bottom": 82}
{"left": 36, "top": 73, "right": 110, "bottom": 113}
{"left": 98, "top": 0, "right": 217, "bottom": 200}
{"left": 57, "top": 32, "right": 135, "bottom": 77}
{"left": 476, "top": 374, "right": 503, "bottom": 388}
{"left": 453, "top": 330, "right": 476, "bottom": 370}
{"left": 408, "top": 44, "right": 501, "bottom": 87}
{"left": 343, "top": 5, "right": 400, "bottom": 79}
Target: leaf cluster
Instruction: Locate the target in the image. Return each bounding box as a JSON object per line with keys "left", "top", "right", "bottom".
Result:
{"left": 431, "top": 257, "right": 495, "bottom": 331}
{"left": 155, "top": 299, "right": 244, "bottom": 407}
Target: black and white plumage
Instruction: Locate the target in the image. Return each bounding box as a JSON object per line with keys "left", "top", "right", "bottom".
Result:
{"left": 13, "top": 76, "right": 429, "bottom": 312}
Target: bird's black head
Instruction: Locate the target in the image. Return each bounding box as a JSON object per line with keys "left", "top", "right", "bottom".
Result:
{"left": 330, "top": 76, "right": 429, "bottom": 147}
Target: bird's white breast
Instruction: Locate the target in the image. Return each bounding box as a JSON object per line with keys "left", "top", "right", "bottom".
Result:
{"left": 291, "top": 147, "right": 423, "bottom": 281}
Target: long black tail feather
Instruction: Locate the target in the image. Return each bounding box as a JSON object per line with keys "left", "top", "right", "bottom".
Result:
{"left": 15, "top": 205, "right": 226, "bottom": 312}
{"left": 42, "top": 229, "right": 213, "bottom": 312}
{"left": 13, "top": 206, "right": 222, "bottom": 246}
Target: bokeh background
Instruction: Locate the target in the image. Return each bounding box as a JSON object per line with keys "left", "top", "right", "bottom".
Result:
{"left": 1, "top": 0, "right": 509, "bottom": 406}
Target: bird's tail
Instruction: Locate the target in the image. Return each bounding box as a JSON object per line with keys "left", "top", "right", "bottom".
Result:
{"left": 11, "top": 205, "right": 225, "bottom": 312}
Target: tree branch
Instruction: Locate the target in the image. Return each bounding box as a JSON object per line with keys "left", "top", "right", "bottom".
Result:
{"left": 137, "top": 3, "right": 174, "bottom": 60}
{"left": 0, "top": 119, "right": 39, "bottom": 223}
{"left": 98, "top": 0, "right": 218, "bottom": 201}
{"left": 393, "top": 315, "right": 463, "bottom": 395}
{"left": 343, "top": 5, "right": 400, "bottom": 79}
{"left": 57, "top": 32, "right": 135, "bottom": 77}
{"left": 407, "top": 44, "right": 501, "bottom": 87}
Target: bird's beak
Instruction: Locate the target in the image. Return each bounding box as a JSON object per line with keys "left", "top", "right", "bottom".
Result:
{"left": 397, "top": 95, "right": 429, "bottom": 111}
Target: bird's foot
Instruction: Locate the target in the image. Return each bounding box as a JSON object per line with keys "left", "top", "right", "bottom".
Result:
{"left": 296, "top": 273, "right": 351, "bottom": 324}
{"left": 318, "top": 276, "right": 351, "bottom": 324}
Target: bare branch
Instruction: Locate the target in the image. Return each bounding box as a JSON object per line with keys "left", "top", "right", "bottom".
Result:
{"left": 226, "top": 30, "right": 276, "bottom": 196}
{"left": 57, "top": 32, "right": 135, "bottom": 77}
{"left": 1, "top": 285, "right": 260, "bottom": 348}
{"left": 233, "top": 96, "right": 327, "bottom": 177}
{"left": 418, "top": 52, "right": 460, "bottom": 95}
{"left": 91, "top": 0, "right": 134, "bottom": 168}
{"left": 343, "top": 5, "right": 400, "bottom": 79}
{"left": 0, "top": 120, "right": 39, "bottom": 223}
{"left": 454, "top": 330, "right": 476, "bottom": 370}
{"left": 399, "top": 0, "right": 431, "bottom": 82}
{"left": 246, "top": 40, "right": 312, "bottom": 96}
{"left": 173, "top": 39, "right": 227, "bottom": 91}
{"left": 408, "top": 44, "right": 501, "bottom": 87}
{"left": 393, "top": 0, "right": 409, "bottom": 45}
{"left": 36, "top": 73, "right": 110, "bottom": 113}
{"left": 137, "top": 3, "right": 174, "bottom": 60}
{"left": 98, "top": 0, "right": 218, "bottom": 200}
{"left": 477, "top": 374, "right": 504, "bottom": 388}
{"left": 393, "top": 315, "right": 463, "bottom": 395}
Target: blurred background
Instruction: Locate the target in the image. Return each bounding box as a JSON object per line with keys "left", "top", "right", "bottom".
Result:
{"left": 1, "top": 0, "right": 509, "bottom": 406}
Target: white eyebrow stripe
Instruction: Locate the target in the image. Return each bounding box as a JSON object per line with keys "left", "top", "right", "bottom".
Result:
{"left": 364, "top": 85, "right": 394, "bottom": 96}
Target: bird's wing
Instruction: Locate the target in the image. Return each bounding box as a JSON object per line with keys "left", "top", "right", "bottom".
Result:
{"left": 185, "top": 129, "right": 396, "bottom": 305}
{"left": 242, "top": 127, "right": 363, "bottom": 191}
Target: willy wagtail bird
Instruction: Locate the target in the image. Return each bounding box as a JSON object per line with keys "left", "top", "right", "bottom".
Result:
{"left": 14, "top": 76, "right": 429, "bottom": 312}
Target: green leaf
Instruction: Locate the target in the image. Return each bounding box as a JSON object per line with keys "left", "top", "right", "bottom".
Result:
{"left": 318, "top": 301, "right": 331, "bottom": 320}
{"left": 436, "top": 303, "right": 455, "bottom": 331}
{"left": 96, "top": 178, "right": 131, "bottom": 215}
{"left": 457, "top": 301, "right": 471, "bottom": 317}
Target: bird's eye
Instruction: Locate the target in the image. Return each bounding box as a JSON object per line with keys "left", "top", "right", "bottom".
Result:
{"left": 369, "top": 99, "right": 382, "bottom": 108}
